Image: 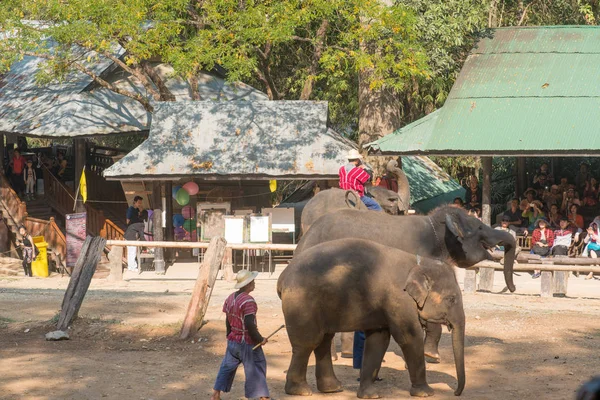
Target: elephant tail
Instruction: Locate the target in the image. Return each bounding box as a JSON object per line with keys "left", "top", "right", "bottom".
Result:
{"left": 344, "top": 190, "right": 360, "bottom": 209}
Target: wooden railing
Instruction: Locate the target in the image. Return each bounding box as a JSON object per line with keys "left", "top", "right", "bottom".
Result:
{"left": 41, "top": 165, "right": 107, "bottom": 235}
{"left": 102, "top": 218, "right": 125, "bottom": 241}
{"left": 0, "top": 174, "right": 27, "bottom": 224}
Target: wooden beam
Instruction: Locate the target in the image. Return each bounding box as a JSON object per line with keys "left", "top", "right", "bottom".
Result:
{"left": 180, "top": 236, "right": 227, "bottom": 339}
{"left": 105, "top": 239, "right": 297, "bottom": 251}
{"left": 475, "top": 261, "right": 600, "bottom": 273}
{"left": 481, "top": 156, "right": 492, "bottom": 225}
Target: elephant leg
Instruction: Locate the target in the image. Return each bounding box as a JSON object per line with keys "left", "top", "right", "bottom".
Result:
{"left": 341, "top": 332, "right": 354, "bottom": 358}
{"left": 331, "top": 334, "right": 338, "bottom": 361}
{"left": 357, "top": 329, "right": 390, "bottom": 399}
{"left": 392, "top": 327, "right": 434, "bottom": 397}
{"left": 285, "top": 345, "right": 313, "bottom": 396}
{"left": 423, "top": 322, "right": 442, "bottom": 363}
{"left": 315, "top": 333, "right": 343, "bottom": 393}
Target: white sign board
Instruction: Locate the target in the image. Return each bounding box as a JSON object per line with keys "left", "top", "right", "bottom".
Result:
{"left": 249, "top": 215, "right": 270, "bottom": 243}
{"left": 262, "top": 208, "right": 295, "bottom": 233}
{"left": 224, "top": 217, "right": 245, "bottom": 244}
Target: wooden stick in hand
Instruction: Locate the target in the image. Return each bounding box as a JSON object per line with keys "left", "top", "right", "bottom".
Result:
{"left": 252, "top": 324, "right": 285, "bottom": 350}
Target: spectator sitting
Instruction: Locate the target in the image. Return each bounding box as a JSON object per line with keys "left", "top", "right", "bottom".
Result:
{"left": 503, "top": 198, "right": 524, "bottom": 230}
{"left": 522, "top": 200, "right": 544, "bottom": 231}
{"left": 583, "top": 178, "right": 598, "bottom": 207}
{"left": 568, "top": 204, "right": 585, "bottom": 230}
{"left": 582, "top": 222, "right": 600, "bottom": 280}
{"left": 561, "top": 186, "right": 581, "bottom": 214}
{"left": 524, "top": 188, "right": 537, "bottom": 204}
{"left": 558, "top": 177, "right": 569, "bottom": 193}
{"left": 452, "top": 197, "right": 465, "bottom": 208}
{"left": 467, "top": 207, "right": 481, "bottom": 221}
{"left": 464, "top": 175, "right": 482, "bottom": 210}
{"left": 492, "top": 216, "right": 521, "bottom": 263}
{"left": 547, "top": 204, "right": 562, "bottom": 230}
{"left": 531, "top": 218, "right": 554, "bottom": 278}
{"left": 533, "top": 162, "right": 554, "bottom": 185}
{"left": 533, "top": 173, "right": 550, "bottom": 198}
{"left": 575, "top": 163, "right": 590, "bottom": 198}
{"left": 543, "top": 184, "right": 562, "bottom": 210}
{"left": 552, "top": 217, "right": 574, "bottom": 256}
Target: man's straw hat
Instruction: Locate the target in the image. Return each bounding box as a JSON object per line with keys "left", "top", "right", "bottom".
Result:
{"left": 346, "top": 149, "right": 363, "bottom": 160}
{"left": 234, "top": 269, "right": 259, "bottom": 289}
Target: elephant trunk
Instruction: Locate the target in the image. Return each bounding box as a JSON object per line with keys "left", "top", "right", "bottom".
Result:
{"left": 482, "top": 228, "right": 517, "bottom": 293}
{"left": 386, "top": 159, "right": 410, "bottom": 212}
{"left": 451, "top": 320, "right": 466, "bottom": 396}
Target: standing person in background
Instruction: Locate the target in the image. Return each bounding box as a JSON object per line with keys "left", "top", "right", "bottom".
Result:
{"left": 124, "top": 210, "right": 147, "bottom": 272}
{"left": 575, "top": 163, "right": 591, "bottom": 199}
{"left": 23, "top": 160, "right": 36, "bottom": 201}
{"left": 464, "top": 175, "right": 482, "bottom": 211}
{"left": 9, "top": 149, "right": 26, "bottom": 196}
{"left": 15, "top": 226, "right": 34, "bottom": 277}
{"left": 211, "top": 270, "right": 271, "bottom": 400}
{"left": 338, "top": 149, "right": 382, "bottom": 211}
{"left": 126, "top": 196, "right": 144, "bottom": 225}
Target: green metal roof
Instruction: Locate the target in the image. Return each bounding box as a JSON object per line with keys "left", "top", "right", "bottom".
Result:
{"left": 366, "top": 26, "right": 600, "bottom": 156}
{"left": 402, "top": 155, "right": 464, "bottom": 205}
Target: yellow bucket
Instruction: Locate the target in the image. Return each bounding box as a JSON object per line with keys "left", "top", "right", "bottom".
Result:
{"left": 31, "top": 236, "right": 49, "bottom": 278}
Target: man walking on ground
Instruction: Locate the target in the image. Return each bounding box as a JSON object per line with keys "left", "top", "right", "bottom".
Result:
{"left": 211, "top": 270, "right": 271, "bottom": 400}
{"left": 338, "top": 149, "right": 382, "bottom": 211}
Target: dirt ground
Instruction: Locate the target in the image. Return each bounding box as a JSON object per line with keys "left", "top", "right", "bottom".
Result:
{"left": 1, "top": 266, "right": 600, "bottom": 400}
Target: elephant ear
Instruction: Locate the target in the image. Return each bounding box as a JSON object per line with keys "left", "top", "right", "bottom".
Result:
{"left": 445, "top": 213, "right": 465, "bottom": 240}
{"left": 404, "top": 266, "right": 431, "bottom": 308}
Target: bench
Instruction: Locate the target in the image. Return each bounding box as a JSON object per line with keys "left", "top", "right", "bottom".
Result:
{"left": 466, "top": 255, "right": 600, "bottom": 297}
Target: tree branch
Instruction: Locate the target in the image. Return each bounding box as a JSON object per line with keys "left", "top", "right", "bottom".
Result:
{"left": 255, "top": 41, "right": 279, "bottom": 100}
{"left": 20, "top": 50, "right": 154, "bottom": 112}
{"left": 300, "top": 19, "right": 329, "bottom": 100}
{"left": 141, "top": 60, "right": 176, "bottom": 101}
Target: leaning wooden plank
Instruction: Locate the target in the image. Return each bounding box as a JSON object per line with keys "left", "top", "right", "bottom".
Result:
{"left": 60, "top": 236, "right": 92, "bottom": 312}
{"left": 57, "top": 237, "right": 106, "bottom": 331}
{"left": 180, "top": 236, "right": 227, "bottom": 340}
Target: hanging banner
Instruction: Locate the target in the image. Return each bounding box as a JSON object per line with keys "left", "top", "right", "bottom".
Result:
{"left": 66, "top": 212, "right": 87, "bottom": 268}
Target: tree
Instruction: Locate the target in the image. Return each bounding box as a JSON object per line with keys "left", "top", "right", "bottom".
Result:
{"left": 0, "top": 0, "right": 429, "bottom": 131}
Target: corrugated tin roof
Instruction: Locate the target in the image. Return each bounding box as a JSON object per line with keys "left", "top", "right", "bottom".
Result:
{"left": 0, "top": 46, "right": 267, "bottom": 138}
{"left": 103, "top": 101, "right": 358, "bottom": 180}
{"left": 366, "top": 26, "right": 600, "bottom": 156}
{"left": 403, "top": 156, "right": 464, "bottom": 204}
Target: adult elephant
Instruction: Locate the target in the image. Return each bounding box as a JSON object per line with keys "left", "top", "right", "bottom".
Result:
{"left": 295, "top": 205, "right": 516, "bottom": 362}
{"left": 278, "top": 239, "right": 465, "bottom": 398}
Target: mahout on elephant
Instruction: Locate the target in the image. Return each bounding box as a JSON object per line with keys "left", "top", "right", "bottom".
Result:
{"left": 295, "top": 205, "right": 515, "bottom": 362}
{"left": 301, "top": 159, "right": 411, "bottom": 234}
{"left": 278, "top": 238, "right": 465, "bottom": 398}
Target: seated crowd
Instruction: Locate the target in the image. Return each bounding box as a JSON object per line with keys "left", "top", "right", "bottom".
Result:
{"left": 454, "top": 163, "right": 600, "bottom": 281}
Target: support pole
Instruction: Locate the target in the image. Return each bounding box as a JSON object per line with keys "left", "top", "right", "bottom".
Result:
{"left": 0, "top": 133, "right": 4, "bottom": 173}
{"left": 481, "top": 156, "right": 492, "bottom": 226}
{"left": 151, "top": 182, "right": 165, "bottom": 274}
{"left": 73, "top": 138, "right": 86, "bottom": 213}
{"left": 164, "top": 181, "right": 174, "bottom": 261}
{"left": 517, "top": 157, "right": 526, "bottom": 198}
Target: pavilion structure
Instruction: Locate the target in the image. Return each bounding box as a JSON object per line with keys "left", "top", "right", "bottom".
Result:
{"left": 366, "top": 26, "right": 600, "bottom": 225}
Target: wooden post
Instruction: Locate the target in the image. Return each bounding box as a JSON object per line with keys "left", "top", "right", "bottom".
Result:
{"left": 0, "top": 133, "right": 4, "bottom": 174}
{"left": 340, "top": 332, "right": 354, "bottom": 358}
{"left": 73, "top": 138, "right": 86, "bottom": 213}
{"left": 57, "top": 236, "right": 106, "bottom": 331}
{"left": 540, "top": 271, "right": 553, "bottom": 298}
{"left": 164, "top": 181, "right": 174, "bottom": 261}
{"left": 151, "top": 182, "right": 165, "bottom": 274}
{"left": 463, "top": 270, "right": 477, "bottom": 293}
{"left": 516, "top": 157, "right": 526, "bottom": 199}
{"left": 553, "top": 271, "right": 569, "bottom": 297}
{"left": 478, "top": 267, "right": 495, "bottom": 292}
{"left": 180, "top": 236, "right": 227, "bottom": 339}
{"left": 481, "top": 156, "right": 492, "bottom": 226}
{"left": 222, "top": 248, "right": 235, "bottom": 282}
{"left": 107, "top": 245, "right": 123, "bottom": 281}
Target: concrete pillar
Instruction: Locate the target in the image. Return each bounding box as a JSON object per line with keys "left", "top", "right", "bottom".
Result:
{"left": 481, "top": 156, "right": 492, "bottom": 226}
{"left": 151, "top": 181, "right": 165, "bottom": 274}
{"left": 164, "top": 181, "right": 174, "bottom": 261}
{"left": 516, "top": 157, "right": 526, "bottom": 198}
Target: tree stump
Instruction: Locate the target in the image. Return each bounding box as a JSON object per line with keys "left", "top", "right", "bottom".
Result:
{"left": 180, "top": 236, "right": 227, "bottom": 339}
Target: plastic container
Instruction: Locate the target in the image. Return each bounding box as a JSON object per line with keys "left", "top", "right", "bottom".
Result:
{"left": 31, "top": 236, "right": 49, "bottom": 277}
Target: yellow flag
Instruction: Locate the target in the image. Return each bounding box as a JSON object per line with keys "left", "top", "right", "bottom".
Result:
{"left": 79, "top": 167, "right": 87, "bottom": 203}
{"left": 269, "top": 180, "right": 277, "bottom": 192}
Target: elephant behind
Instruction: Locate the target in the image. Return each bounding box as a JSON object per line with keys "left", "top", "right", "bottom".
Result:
{"left": 278, "top": 239, "right": 465, "bottom": 398}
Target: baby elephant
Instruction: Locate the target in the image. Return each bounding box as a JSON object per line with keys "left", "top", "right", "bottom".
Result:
{"left": 277, "top": 238, "right": 465, "bottom": 398}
